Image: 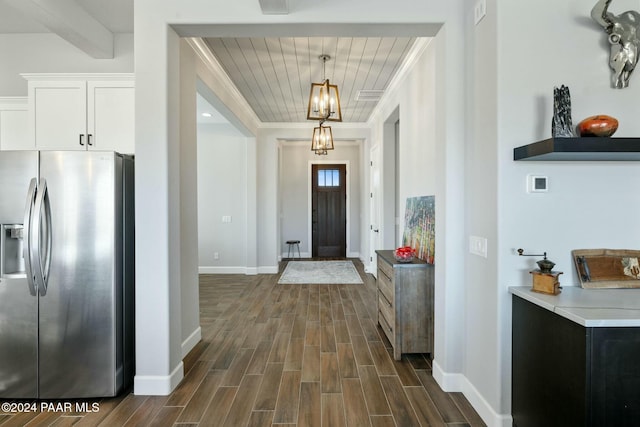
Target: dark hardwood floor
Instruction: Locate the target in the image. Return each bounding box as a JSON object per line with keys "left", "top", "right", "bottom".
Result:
{"left": 0, "top": 259, "right": 485, "bottom": 426}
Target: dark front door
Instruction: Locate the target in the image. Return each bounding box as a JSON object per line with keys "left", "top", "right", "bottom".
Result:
{"left": 312, "top": 164, "right": 346, "bottom": 258}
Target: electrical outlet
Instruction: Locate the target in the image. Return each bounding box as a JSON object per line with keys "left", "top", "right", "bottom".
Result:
{"left": 214, "top": 252, "right": 219, "bottom": 260}
{"left": 469, "top": 235, "right": 488, "bottom": 258}
{"left": 474, "top": 0, "right": 486, "bottom": 25}
{"left": 222, "top": 215, "right": 232, "bottom": 223}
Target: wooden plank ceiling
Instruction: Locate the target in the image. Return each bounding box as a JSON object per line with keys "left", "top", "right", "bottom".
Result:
{"left": 203, "top": 37, "right": 416, "bottom": 123}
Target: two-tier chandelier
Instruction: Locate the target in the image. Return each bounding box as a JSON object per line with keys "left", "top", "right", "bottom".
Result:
{"left": 307, "top": 55, "right": 342, "bottom": 155}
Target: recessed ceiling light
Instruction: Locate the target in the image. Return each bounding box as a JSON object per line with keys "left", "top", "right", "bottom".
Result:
{"left": 201, "top": 112, "right": 212, "bottom": 118}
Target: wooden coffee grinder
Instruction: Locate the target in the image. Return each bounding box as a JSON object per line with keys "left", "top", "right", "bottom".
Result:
{"left": 518, "top": 248, "right": 562, "bottom": 295}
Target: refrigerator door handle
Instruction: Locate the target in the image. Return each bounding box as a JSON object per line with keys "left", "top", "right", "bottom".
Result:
{"left": 42, "top": 180, "right": 52, "bottom": 294}
{"left": 23, "top": 178, "right": 38, "bottom": 296}
{"left": 32, "top": 178, "right": 52, "bottom": 296}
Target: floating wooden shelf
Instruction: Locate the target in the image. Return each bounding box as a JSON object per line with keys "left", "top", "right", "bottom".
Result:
{"left": 513, "top": 137, "right": 640, "bottom": 161}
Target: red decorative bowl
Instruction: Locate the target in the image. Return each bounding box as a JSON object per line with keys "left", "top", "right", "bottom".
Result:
{"left": 577, "top": 115, "right": 618, "bottom": 137}
{"left": 394, "top": 246, "right": 415, "bottom": 263}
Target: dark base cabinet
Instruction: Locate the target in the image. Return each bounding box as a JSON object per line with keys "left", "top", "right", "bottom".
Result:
{"left": 512, "top": 296, "right": 640, "bottom": 427}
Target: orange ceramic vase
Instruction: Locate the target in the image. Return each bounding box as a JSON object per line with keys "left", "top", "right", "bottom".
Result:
{"left": 577, "top": 115, "right": 619, "bottom": 137}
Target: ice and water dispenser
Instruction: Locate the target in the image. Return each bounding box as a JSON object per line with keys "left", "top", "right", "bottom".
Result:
{"left": 1, "top": 224, "right": 25, "bottom": 277}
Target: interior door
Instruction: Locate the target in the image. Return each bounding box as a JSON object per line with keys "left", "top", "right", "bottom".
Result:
{"left": 369, "top": 146, "right": 381, "bottom": 275}
{"left": 312, "top": 164, "right": 346, "bottom": 258}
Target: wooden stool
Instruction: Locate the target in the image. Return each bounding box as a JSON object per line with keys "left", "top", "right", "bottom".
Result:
{"left": 286, "top": 240, "right": 301, "bottom": 259}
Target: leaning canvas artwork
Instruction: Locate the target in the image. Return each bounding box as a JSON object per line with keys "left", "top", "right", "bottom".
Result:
{"left": 402, "top": 196, "right": 435, "bottom": 264}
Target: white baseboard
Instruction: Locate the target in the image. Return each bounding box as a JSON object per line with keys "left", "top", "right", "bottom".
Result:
{"left": 432, "top": 359, "right": 466, "bottom": 391}
{"left": 133, "top": 361, "right": 184, "bottom": 396}
{"left": 198, "top": 266, "right": 259, "bottom": 275}
{"left": 258, "top": 265, "right": 279, "bottom": 274}
{"left": 199, "top": 266, "right": 252, "bottom": 275}
{"left": 347, "top": 251, "right": 360, "bottom": 258}
{"left": 432, "top": 360, "right": 512, "bottom": 427}
{"left": 182, "top": 326, "right": 201, "bottom": 358}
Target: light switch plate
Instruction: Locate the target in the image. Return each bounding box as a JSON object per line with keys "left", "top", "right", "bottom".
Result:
{"left": 469, "top": 235, "right": 488, "bottom": 258}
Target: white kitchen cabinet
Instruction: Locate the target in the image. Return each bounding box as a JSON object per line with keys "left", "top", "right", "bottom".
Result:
{"left": 0, "top": 97, "right": 30, "bottom": 151}
{"left": 23, "top": 74, "right": 134, "bottom": 154}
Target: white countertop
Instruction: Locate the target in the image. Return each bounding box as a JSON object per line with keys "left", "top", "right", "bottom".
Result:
{"left": 509, "top": 286, "right": 640, "bottom": 327}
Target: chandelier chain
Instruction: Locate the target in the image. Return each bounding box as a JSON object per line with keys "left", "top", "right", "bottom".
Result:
{"left": 319, "top": 54, "right": 330, "bottom": 81}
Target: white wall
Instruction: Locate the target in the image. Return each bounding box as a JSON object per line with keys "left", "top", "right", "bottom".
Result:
{"left": 368, "top": 28, "right": 470, "bottom": 419}
{"left": 464, "top": 0, "right": 502, "bottom": 422}
{"left": 133, "top": 14, "right": 184, "bottom": 394}
{"left": 279, "top": 141, "right": 362, "bottom": 258}
{"left": 0, "top": 33, "right": 133, "bottom": 96}
{"left": 499, "top": 0, "right": 640, "bottom": 285}
{"left": 191, "top": 39, "right": 259, "bottom": 276}
{"left": 179, "top": 39, "right": 201, "bottom": 358}
{"left": 369, "top": 38, "right": 439, "bottom": 248}
{"left": 197, "top": 123, "right": 249, "bottom": 273}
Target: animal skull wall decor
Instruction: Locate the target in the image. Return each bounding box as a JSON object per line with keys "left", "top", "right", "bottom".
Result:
{"left": 591, "top": 0, "right": 640, "bottom": 88}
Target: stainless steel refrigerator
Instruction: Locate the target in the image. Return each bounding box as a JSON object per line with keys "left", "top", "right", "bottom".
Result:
{"left": 0, "top": 151, "right": 134, "bottom": 399}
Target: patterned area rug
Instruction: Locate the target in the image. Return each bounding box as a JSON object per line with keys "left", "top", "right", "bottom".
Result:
{"left": 278, "top": 261, "right": 363, "bottom": 284}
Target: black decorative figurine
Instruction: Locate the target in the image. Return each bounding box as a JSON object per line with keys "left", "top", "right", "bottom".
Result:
{"left": 551, "top": 85, "right": 574, "bottom": 137}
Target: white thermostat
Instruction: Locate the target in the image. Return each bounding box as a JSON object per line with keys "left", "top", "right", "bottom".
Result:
{"left": 527, "top": 175, "right": 548, "bottom": 193}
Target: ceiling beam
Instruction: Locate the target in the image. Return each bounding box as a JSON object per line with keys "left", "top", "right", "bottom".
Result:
{"left": 3, "top": 0, "right": 113, "bottom": 59}
{"left": 258, "top": 0, "right": 289, "bottom": 15}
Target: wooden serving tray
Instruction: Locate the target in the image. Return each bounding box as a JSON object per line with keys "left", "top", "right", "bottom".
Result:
{"left": 572, "top": 249, "right": 640, "bottom": 289}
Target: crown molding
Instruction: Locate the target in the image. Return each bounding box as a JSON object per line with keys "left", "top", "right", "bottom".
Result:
{"left": 20, "top": 73, "right": 134, "bottom": 81}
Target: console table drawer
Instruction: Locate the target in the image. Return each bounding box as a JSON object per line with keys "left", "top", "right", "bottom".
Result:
{"left": 379, "top": 292, "right": 394, "bottom": 321}
{"left": 378, "top": 256, "right": 394, "bottom": 278}
{"left": 377, "top": 268, "right": 394, "bottom": 305}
